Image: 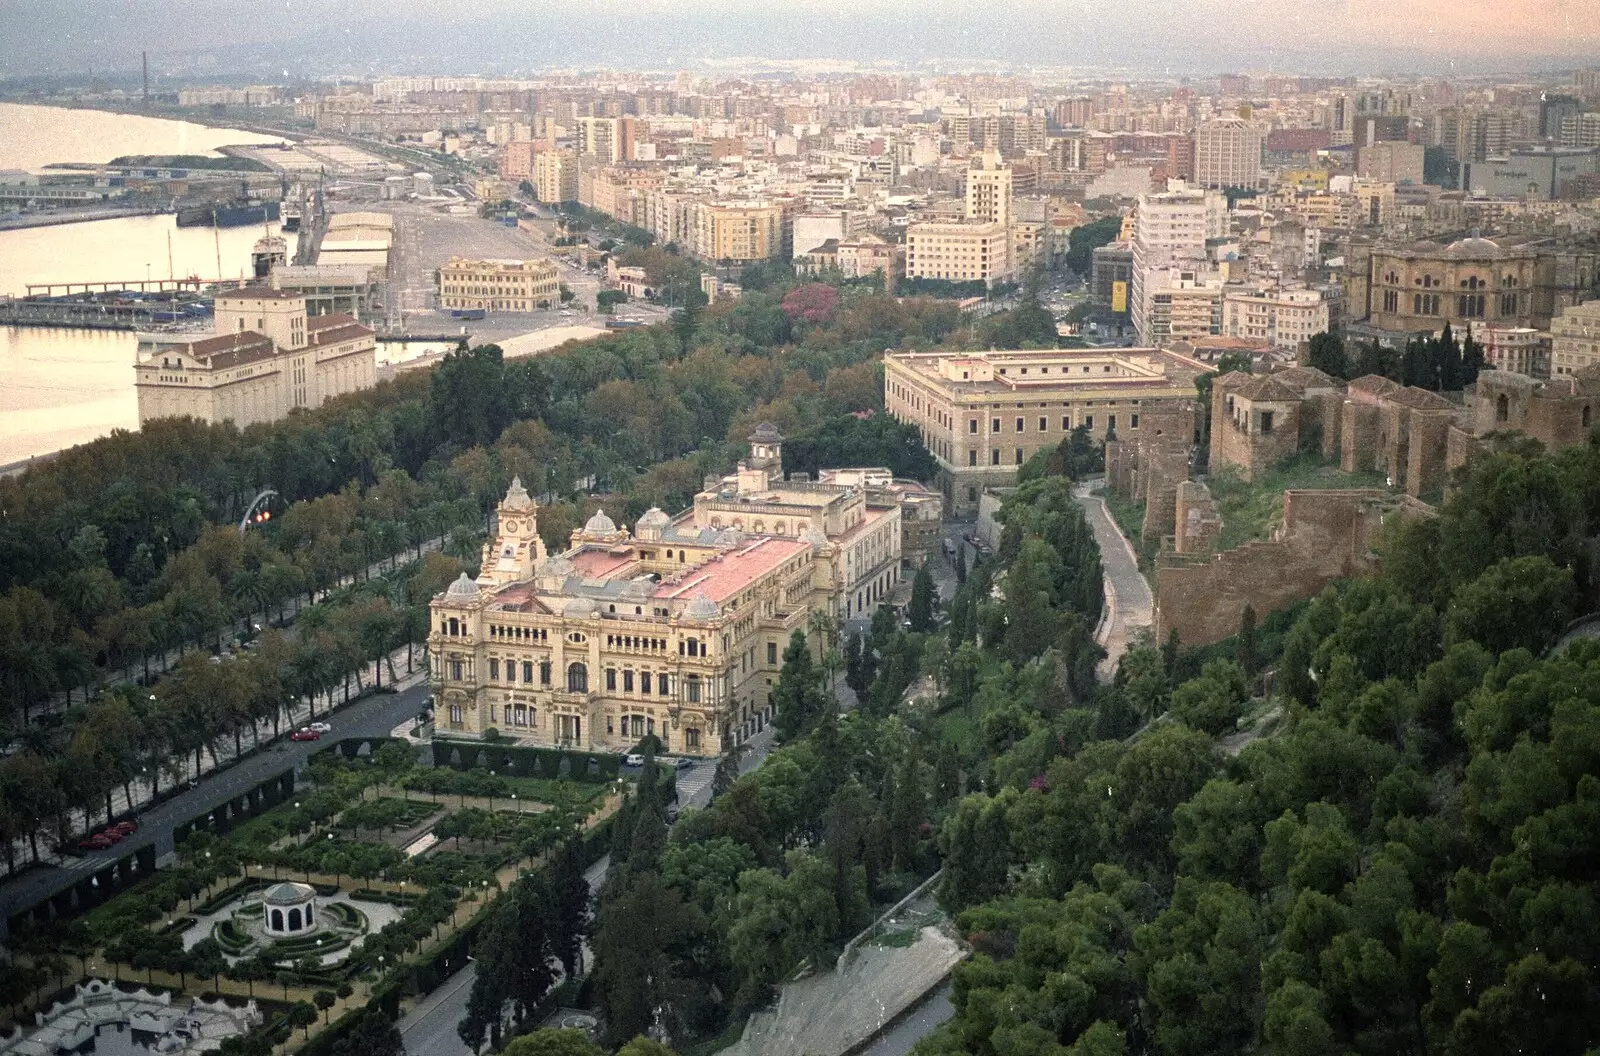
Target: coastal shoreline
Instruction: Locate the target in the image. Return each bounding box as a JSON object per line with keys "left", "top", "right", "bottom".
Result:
{"left": 0, "top": 96, "right": 306, "bottom": 145}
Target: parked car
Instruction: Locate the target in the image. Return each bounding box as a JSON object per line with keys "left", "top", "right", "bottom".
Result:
{"left": 306, "top": 721, "right": 332, "bottom": 734}
{"left": 109, "top": 820, "right": 138, "bottom": 835}
{"left": 290, "top": 728, "right": 322, "bottom": 742}
{"left": 624, "top": 753, "right": 645, "bottom": 767}
{"left": 100, "top": 829, "right": 125, "bottom": 844}
{"left": 674, "top": 757, "right": 696, "bottom": 770}
{"left": 77, "top": 834, "right": 113, "bottom": 852}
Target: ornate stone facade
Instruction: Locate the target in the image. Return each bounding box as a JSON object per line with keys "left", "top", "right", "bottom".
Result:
{"left": 1344, "top": 236, "right": 1600, "bottom": 334}
{"left": 430, "top": 428, "right": 920, "bottom": 756}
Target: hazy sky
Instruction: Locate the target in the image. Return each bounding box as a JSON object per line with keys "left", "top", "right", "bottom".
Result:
{"left": 1, "top": 0, "right": 1596, "bottom": 79}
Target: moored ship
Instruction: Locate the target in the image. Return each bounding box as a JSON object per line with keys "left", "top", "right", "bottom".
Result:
{"left": 175, "top": 199, "right": 281, "bottom": 228}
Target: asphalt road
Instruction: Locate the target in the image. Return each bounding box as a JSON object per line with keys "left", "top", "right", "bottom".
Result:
{"left": 1074, "top": 482, "right": 1155, "bottom": 676}
{"left": 398, "top": 854, "right": 612, "bottom": 1056}
{"left": 857, "top": 981, "right": 955, "bottom": 1056}
{"left": 0, "top": 681, "right": 431, "bottom": 927}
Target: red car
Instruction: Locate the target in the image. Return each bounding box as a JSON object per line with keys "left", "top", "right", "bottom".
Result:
{"left": 290, "top": 728, "right": 322, "bottom": 742}
{"left": 100, "top": 829, "right": 125, "bottom": 844}
{"left": 110, "top": 820, "right": 138, "bottom": 836}
{"left": 77, "top": 834, "right": 113, "bottom": 852}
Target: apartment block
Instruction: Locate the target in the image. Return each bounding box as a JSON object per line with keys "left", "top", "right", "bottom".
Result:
{"left": 1222, "top": 287, "right": 1330, "bottom": 350}
{"left": 1193, "top": 116, "right": 1263, "bottom": 190}
{"left": 533, "top": 149, "right": 578, "bottom": 203}
{"left": 1552, "top": 300, "right": 1600, "bottom": 376}
{"left": 905, "top": 221, "right": 1014, "bottom": 283}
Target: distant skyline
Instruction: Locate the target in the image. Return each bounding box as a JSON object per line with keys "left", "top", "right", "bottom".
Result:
{"left": 1, "top": 0, "right": 1597, "bottom": 80}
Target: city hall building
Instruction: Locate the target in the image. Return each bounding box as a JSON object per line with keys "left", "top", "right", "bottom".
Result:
{"left": 429, "top": 427, "right": 925, "bottom": 756}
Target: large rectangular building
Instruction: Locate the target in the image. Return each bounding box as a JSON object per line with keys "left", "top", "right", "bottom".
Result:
{"left": 1460, "top": 148, "right": 1600, "bottom": 201}
{"left": 883, "top": 347, "right": 1205, "bottom": 514}
{"left": 1131, "top": 184, "right": 1227, "bottom": 342}
{"left": 438, "top": 257, "right": 561, "bottom": 313}
{"left": 135, "top": 288, "right": 376, "bottom": 428}
{"left": 1223, "top": 287, "right": 1330, "bottom": 350}
{"left": 1193, "top": 117, "right": 1263, "bottom": 190}
{"left": 905, "top": 221, "right": 1014, "bottom": 283}
{"left": 533, "top": 149, "right": 579, "bottom": 204}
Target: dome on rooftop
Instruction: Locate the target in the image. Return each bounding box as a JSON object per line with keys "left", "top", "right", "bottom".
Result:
{"left": 565, "top": 597, "right": 598, "bottom": 618}
{"left": 684, "top": 592, "right": 719, "bottom": 621}
{"left": 502, "top": 476, "right": 535, "bottom": 512}
{"left": 749, "top": 422, "right": 784, "bottom": 444}
{"left": 584, "top": 509, "right": 617, "bottom": 534}
{"left": 263, "top": 881, "right": 317, "bottom": 906}
{"left": 1443, "top": 236, "right": 1502, "bottom": 257}
{"left": 637, "top": 507, "right": 671, "bottom": 528}
{"left": 446, "top": 573, "right": 480, "bottom": 599}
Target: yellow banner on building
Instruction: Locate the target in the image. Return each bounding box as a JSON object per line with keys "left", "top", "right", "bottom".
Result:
{"left": 1112, "top": 280, "right": 1127, "bottom": 313}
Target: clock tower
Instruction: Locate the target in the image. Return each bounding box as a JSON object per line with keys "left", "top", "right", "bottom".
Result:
{"left": 478, "top": 477, "right": 548, "bottom": 588}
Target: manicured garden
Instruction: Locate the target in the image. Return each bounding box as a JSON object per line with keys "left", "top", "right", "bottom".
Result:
{"left": 2, "top": 736, "right": 616, "bottom": 1052}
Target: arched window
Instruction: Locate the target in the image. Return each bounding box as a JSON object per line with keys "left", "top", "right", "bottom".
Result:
{"left": 270, "top": 909, "right": 284, "bottom": 931}
{"left": 448, "top": 617, "right": 459, "bottom": 636}
{"left": 1496, "top": 394, "right": 1509, "bottom": 423}
{"left": 287, "top": 907, "right": 302, "bottom": 931}
{"left": 567, "top": 662, "right": 588, "bottom": 693}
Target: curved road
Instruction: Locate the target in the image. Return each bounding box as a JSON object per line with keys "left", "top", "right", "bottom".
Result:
{"left": 1075, "top": 483, "right": 1155, "bottom": 677}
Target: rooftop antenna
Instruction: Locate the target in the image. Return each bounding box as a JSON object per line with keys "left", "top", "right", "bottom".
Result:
{"left": 142, "top": 51, "right": 149, "bottom": 107}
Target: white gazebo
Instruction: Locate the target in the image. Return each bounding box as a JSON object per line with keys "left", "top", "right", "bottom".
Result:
{"left": 261, "top": 882, "right": 318, "bottom": 936}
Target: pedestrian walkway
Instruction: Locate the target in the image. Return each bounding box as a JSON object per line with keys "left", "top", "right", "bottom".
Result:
{"left": 1074, "top": 482, "right": 1155, "bottom": 678}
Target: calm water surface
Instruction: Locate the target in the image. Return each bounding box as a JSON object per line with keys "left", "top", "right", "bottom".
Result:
{"left": 0, "top": 101, "right": 282, "bottom": 170}
{"left": 0, "top": 104, "right": 284, "bottom": 464}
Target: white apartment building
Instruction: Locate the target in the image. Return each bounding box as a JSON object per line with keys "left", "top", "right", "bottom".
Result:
{"left": 1552, "top": 300, "right": 1600, "bottom": 376}
{"left": 1141, "top": 268, "right": 1225, "bottom": 343}
{"left": 1194, "top": 116, "right": 1264, "bottom": 190}
{"left": 1130, "top": 183, "right": 1227, "bottom": 342}
{"left": 533, "top": 149, "right": 578, "bottom": 204}
{"left": 1479, "top": 327, "right": 1550, "bottom": 379}
{"left": 905, "top": 221, "right": 1014, "bottom": 283}
{"left": 1222, "top": 287, "right": 1330, "bottom": 350}
{"left": 965, "top": 151, "right": 1013, "bottom": 226}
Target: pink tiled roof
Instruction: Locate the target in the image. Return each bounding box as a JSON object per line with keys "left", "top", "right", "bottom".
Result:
{"left": 654, "top": 537, "right": 812, "bottom": 604}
